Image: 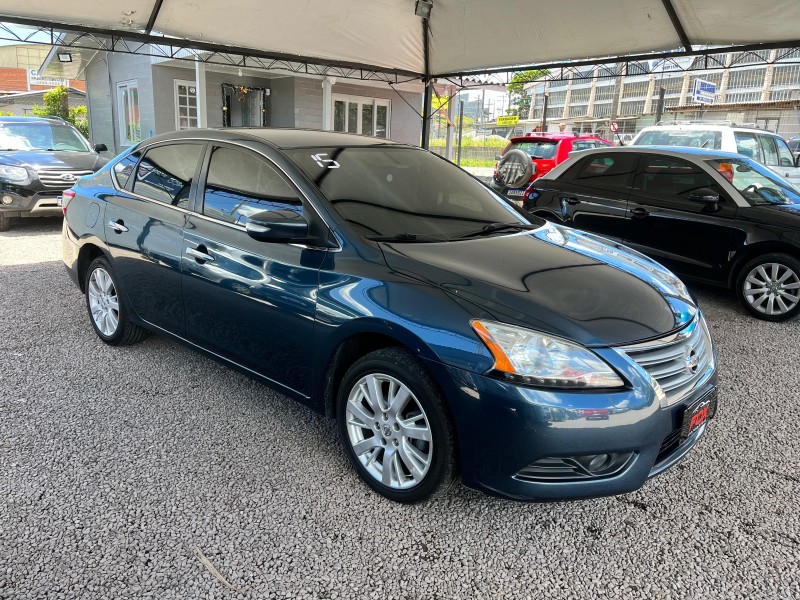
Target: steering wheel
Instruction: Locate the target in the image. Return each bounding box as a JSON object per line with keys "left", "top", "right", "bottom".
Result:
{"left": 743, "top": 183, "right": 762, "bottom": 194}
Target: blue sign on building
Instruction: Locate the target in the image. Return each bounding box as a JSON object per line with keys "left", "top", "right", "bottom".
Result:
{"left": 692, "top": 79, "right": 717, "bottom": 104}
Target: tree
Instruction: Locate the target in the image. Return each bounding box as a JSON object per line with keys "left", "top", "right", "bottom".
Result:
{"left": 32, "top": 85, "right": 90, "bottom": 138}
{"left": 507, "top": 69, "right": 549, "bottom": 120}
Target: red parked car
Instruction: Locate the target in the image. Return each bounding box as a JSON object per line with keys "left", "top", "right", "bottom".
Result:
{"left": 491, "top": 133, "right": 612, "bottom": 201}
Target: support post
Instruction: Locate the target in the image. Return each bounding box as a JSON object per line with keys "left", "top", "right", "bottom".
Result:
{"left": 195, "top": 59, "right": 207, "bottom": 128}
{"left": 445, "top": 90, "right": 455, "bottom": 160}
{"left": 457, "top": 99, "right": 464, "bottom": 166}
{"left": 420, "top": 14, "right": 431, "bottom": 149}
{"left": 654, "top": 87, "right": 666, "bottom": 123}
{"left": 321, "top": 76, "right": 335, "bottom": 130}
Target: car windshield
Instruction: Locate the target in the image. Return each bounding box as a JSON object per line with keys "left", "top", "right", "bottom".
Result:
{"left": 636, "top": 129, "right": 722, "bottom": 150}
{"left": 510, "top": 140, "right": 558, "bottom": 159}
{"left": 707, "top": 158, "right": 800, "bottom": 205}
{"left": 284, "top": 146, "right": 529, "bottom": 240}
{"left": 0, "top": 122, "right": 89, "bottom": 152}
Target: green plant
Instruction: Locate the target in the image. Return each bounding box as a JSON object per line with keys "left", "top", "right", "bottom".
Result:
{"left": 32, "top": 85, "right": 90, "bottom": 138}
{"left": 507, "top": 70, "right": 549, "bottom": 119}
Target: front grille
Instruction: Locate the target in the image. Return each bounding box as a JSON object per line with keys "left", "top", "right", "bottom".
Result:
{"left": 619, "top": 316, "right": 714, "bottom": 406}
{"left": 37, "top": 169, "right": 93, "bottom": 190}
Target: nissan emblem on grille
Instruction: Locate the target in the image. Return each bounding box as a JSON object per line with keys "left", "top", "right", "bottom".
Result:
{"left": 686, "top": 349, "right": 699, "bottom": 373}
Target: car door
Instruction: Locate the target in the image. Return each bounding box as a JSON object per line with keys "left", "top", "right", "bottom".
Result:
{"left": 624, "top": 153, "right": 740, "bottom": 283}
{"left": 762, "top": 134, "right": 800, "bottom": 187}
{"left": 104, "top": 142, "right": 205, "bottom": 335}
{"left": 547, "top": 151, "right": 638, "bottom": 240}
{"left": 181, "top": 143, "right": 327, "bottom": 397}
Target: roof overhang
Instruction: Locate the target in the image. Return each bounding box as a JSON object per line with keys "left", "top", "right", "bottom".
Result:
{"left": 1, "top": 0, "right": 799, "bottom": 81}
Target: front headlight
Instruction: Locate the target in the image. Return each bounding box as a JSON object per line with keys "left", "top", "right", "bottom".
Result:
{"left": 0, "top": 165, "right": 29, "bottom": 182}
{"left": 471, "top": 320, "right": 624, "bottom": 389}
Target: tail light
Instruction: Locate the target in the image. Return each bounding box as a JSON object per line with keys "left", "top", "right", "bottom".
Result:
{"left": 61, "top": 189, "right": 76, "bottom": 215}
{"left": 716, "top": 162, "right": 734, "bottom": 184}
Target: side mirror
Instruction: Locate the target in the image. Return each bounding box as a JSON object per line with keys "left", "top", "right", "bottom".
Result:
{"left": 688, "top": 188, "right": 720, "bottom": 205}
{"left": 94, "top": 143, "right": 108, "bottom": 152}
{"left": 245, "top": 209, "right": 309, "bottom": 243}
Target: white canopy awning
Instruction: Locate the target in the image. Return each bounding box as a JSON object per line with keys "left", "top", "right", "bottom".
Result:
{"left": 1, "top": 0, "right": 799, "bottom": 78}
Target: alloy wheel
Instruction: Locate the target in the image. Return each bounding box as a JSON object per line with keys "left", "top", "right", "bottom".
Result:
{"left": 88, "top": 267, "right": 120, "bottom": 336}
{"left": 743, "top": 262, "right": 800, "bottom": 316}
{"left": 344, "top": 373, "right": 432, "bottom": 489}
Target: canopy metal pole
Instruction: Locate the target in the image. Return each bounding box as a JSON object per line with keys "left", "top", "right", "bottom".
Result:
{"left": 420, "top": 16, "right": 432, "bottom": 149}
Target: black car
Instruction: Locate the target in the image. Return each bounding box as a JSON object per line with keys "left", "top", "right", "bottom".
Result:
{"left": 0, "top": 116, "right": 108, "bottom": 231}
{"left": 524, "top": 146, "right": 800, "bottom": 321}
{"left": 62, "top": 129, "right": 717, "bottom": 503}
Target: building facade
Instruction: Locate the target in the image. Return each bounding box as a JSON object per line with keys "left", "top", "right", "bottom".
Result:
{"left": 526, "top": 49, "right": 800, "bottom": 139}
{"left": 59, "top": 49, "right": 423, "bottom": 155}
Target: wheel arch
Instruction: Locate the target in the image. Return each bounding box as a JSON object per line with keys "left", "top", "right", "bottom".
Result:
{"left": 76, "top": 243, "right": 109, "bottom": 292}
{"left": 727, "top": 242, "right": 800, "bottom": 288}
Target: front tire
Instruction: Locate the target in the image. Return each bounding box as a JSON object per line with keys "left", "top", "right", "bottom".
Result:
{"left": 337, "top": 347, "right": 457, "bottom": 503}
{"left": 85, "top": 256, "right": 147, "bottom": 345}
{"left": 736, "top": 253, "right": 800, "bottom": 321}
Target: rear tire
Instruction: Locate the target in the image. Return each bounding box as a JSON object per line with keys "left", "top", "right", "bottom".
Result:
{"left": 85, "top": 256, "right": 147, "bottom": 345}
{"left": 0, "top": 213, "right": 10, "bottom": 232}
{"left": 337, "top": 347, "right": 457, "bottom": 503}
{"left": 736, "top": 253, "right": 800, "bottom": 322}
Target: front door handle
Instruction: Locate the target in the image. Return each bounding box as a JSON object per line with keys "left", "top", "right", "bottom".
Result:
{"left": 631, "top": 207, "right": 649, "bottom": 218}
{"left": 186, "top": 246, "right": 215, "bottom": 263}
{"left": 562, "top": 197, "right": 580, "bottom": 205}
{"left": 107, "top": 219, "right": 128, "bottom": 233}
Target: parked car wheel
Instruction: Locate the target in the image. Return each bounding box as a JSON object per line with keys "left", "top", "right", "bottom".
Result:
{"left": 337, "top": 347, "right": 457, "bottom": 503}
{"left": 85, "top": 256, "right": 147, "bottom": 345}
{"left": 736, "top": 253, "right": 800, "bottom": 321}
{"left": 0, "top": 213, "right": 10, "bottom": 232}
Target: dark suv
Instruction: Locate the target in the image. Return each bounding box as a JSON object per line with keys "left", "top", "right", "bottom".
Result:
{"left": 0, "top": 116, "right": 108, "bottom": 231}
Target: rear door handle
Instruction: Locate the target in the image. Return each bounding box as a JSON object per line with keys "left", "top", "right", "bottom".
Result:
{"left": 631, "top": 207, "right": 649, "bottom": 218}
{"left": 107, "top": 220, "right": 128, "bottom": 233}
{"left": 562, "top": 197, "right": 580, "bottom": 205}
{"left": 186, "top": 246, "right": 215, "bottom": 263}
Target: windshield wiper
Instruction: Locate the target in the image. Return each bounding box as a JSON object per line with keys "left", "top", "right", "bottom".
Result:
{"left": 454, "top": 222, "right": 538, "bottom": 239}
{"left": 366, "top": 233, "right": 445, "bottom": 243}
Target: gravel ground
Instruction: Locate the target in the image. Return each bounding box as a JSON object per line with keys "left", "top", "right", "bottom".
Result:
{"left": 1, "top": 217, "right": 799, "bottom": 599}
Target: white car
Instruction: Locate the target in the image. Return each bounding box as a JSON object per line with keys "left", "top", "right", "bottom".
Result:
{"left": 632, "top": 123, "right": 800, "bottom": 186}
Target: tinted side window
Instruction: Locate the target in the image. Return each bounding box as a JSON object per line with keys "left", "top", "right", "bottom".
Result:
{"left": 575, "top": 153, "right": 637, "bottom": 189}
{"left": 113, "top": 151, "right": 140, "bottom": 188}
{"left": 757, "top": 135, "right": 779, "bottom": 166}
{"left": 571, "top": 141, "right": 596, "bottom": 151}
{"left": 202, "top": 147, "right": 301, "bottom": 226}
{"left": 637, "top": 155, "right": 718, "bottom": 198}
{"left": 132, "top": 144, "right": 203, "bottom": 208}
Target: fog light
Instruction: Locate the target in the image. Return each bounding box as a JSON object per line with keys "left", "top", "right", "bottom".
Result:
{"left": 1, "top": 195, "right": 12, "bottom": 205}
{"left": 587, "top": 453, "right": 612, "bottom": 472}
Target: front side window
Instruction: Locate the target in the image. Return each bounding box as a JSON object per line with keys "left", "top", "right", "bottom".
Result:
{"left": 637, "top": 155, "right": 718, "bottom": 198}
{"left": 132, "top": 143, "right": 203, "bottom": 208}
{"left": 757, "top": 135, "right": 779, "bottom": 167}
{"left": 117, "top": 81, "right": 141, "bottom": 145}
{"left": 707, "top": 158, "right": 800, "bottom": 206}
{"left": 333, "top": 95, "right": 390, "bottom": 139}
{"left": 574, "top": 153, "right": 638, "bottom": 190}
{"left": 776, "top": 138, "right": 796, "bottom": 168}
{"left": 284, "top": 146, "right": 526, "bottom": 240}
{"left": 174, "top": 80, "right": 198, "bottom": 130}
{"left": 202, "top": 147, "right": 301, "bottom": 226}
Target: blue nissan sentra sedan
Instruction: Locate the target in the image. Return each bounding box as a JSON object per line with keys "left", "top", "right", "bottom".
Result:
{"left": 61, "top": 128, "right": 717, "bottom": 503}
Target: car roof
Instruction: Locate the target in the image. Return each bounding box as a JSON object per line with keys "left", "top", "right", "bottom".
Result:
{"left": 574, "top": 145, "right": 748, "bottom": 161}
{"left": 0, "top": 116, "right": 69, "bottom": 125}
{"left": 510, "top": 133, "right": 600, "bottom": 143}
{"left": 142, "top": 127, "right": 402, "bottom": 149}
{"left": 636, "top": 123, "right": 778, "bottom": 135}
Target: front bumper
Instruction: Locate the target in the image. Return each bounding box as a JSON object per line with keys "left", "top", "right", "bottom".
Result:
{"left": 429, "top": 342, "right": 717, "bottom": 501}
{"left": 0, "top": 190, "right": 63, "bottom": 217}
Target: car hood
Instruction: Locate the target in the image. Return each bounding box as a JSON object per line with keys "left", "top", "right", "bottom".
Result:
{"left": 380, "top": 223, "right": 697, "bottom": 347}
{"left": 0, "top": 150, "right": 107, "bottom": 171}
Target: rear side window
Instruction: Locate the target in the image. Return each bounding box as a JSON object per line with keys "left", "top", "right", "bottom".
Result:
{"left": 510, "top": 140, "right": 558, "bottom": 159}
{"left": 132, "top": 143, "right": 203, "bottom": 208}
{"left": 202, "top": 146, "right": 301, "bottom": 226}
{"left": 636, "top": 155, "right": 718, "bottom": 198}
{"left": 734, "top": 132, "right": 761, "bottom": 161}
{"left": 574, "top": 153, "right": 638, "bottom": 189}
{"left": 571, "top": 141, "right": 597, "bottom": 151}
{"left": 636, "top": 129, "right": 721, "bottom": 150}
{"left": 113, "top": 151, "right": 140, "bottom": 188}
